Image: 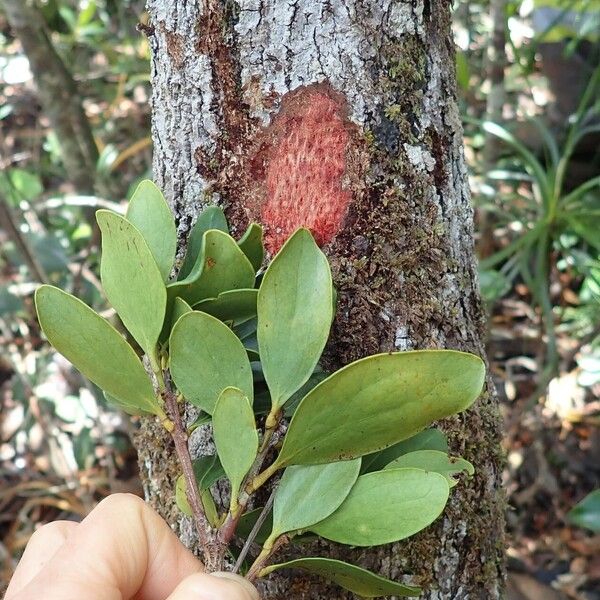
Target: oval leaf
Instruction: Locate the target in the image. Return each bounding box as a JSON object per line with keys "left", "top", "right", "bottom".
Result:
{"left": 169, "top": 229, "right": 255, "bottom": 309}
{"left": 194, "top": 289, "right": 258, "bottom": 325}
{"left": 275, "top": 350, "right": 485, "bottom": 467}
{"left": 362, "top": 428, "right": 448, "bottom": 473}
{"left": 238, "top": 222, "right": 264, "bottom": 271}
{"left": 213, "top": 387, "right": 258, "bottom": 508}
{"left": 179, "top": 206, "right": 229, "bottom": 279}
{"left": 311, "top": 468, "right": 450, "bottom": 546}
{"left": 170, "top": 297, "right": 192, "bottom": 331}
{"left": 258, "top": 228, "right": 333, "bottom": 409}
{"left": 271, "top": 459, "right": 361, "bottom": 539}
{"left": 125, "top": 180, "right": 176, "bottom": 282}
{"left": 384, "top": 450, "right": 474, "bottom": 487}
{"left": 35, "top": 285, "right": 161, "bottom": 416}
{"left": 97, "top": 210, "right": 166, "bottom": 360}
{"left": 169, "top": 311, "right": 253, "bottom": 413}
{"left": 262, "top": 558, "right": 421, "bottom": 598}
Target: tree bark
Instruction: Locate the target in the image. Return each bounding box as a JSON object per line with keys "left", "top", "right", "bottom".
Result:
{"left": 138, "top": 0, "right": 506, "bottom": 597}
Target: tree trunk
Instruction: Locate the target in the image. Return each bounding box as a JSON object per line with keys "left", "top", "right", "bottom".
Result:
{"left": 137, "top": 0, "right": 506, "bottom": 597}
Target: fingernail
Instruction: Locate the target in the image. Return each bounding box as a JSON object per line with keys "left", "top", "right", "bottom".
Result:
{"left": 211, "top": 571, "right": 260, "bottom": 599}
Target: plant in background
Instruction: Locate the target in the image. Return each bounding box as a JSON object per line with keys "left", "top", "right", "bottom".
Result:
{"left": 472, "top": 66, "right": 600, "bottom": 393}
{"left": 568, "top": 489, "right": 600, "bottom": 533}
{"left": 35, "top": 180, "right": 485, "bottom": 597}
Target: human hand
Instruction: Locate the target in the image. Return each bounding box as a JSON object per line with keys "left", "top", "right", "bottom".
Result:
{"left": 5, "top": 493, "right": 259, "bottom": 600}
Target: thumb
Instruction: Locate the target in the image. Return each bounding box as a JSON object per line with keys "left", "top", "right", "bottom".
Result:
{"left": 167, "top": 571, "right": 259, "bottom": 600}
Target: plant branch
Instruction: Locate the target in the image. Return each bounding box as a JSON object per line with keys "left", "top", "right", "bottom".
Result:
{"left": 0, "top": 197, "right": 49, "bottom": 284}
{"left": 161, "top": 383, "right": 215, "bottom": 566}
{"left": 245, "top": 535, "right": 289, "bottom": 582}
{"left": 232, "top": 488, "right": 276, "bottom": 574}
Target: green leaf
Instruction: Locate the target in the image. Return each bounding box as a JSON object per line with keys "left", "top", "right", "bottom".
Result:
{"left": 96, "top": 210, "right": 166, "bottom": 361}
{"left": 188, "top": 411, "right": 211, "bottom": 433}
{"left": 194, "top": 289, "right": 258, "bottom": 325}
{"left": 384, "top": 450, "right": 474, "bottom": 487}
{"left": 258, "top": 228, "right": 333, "bottom": 409}
{"left": 170, "top": 297, "right": 193, "bottom": 330}
{"left": 175, "top": 455, "right": 225, "bottom": 517}
{"left": 179, "top": 206, "right": 229, "bottom": 279}
{"left": 262, "top": 558, "right": 421, "bottom": 598}
{"left": 125, "top": 180, "right": 176, "bottom": 282}
{"left": 35, "top": 285, "right": 162, "bottom": 417}
{"left": 362, "top": 428, "right": 448, "bottom": 473}
{"left": 238, "top": 223, "right": 264, "bottom": 271}
{"left": 567, "top": 490, "right": 600, "bottom": 533}
{"left": 212, "top": 387, "right": 258, "bottom": 508}
{"left": 236, "top": 507, "right": 273, "bottom": 545}
{"left": 270, "top": 460, "right": 361, "bottom": 539}
{"left": 234, "top": 318, "right": 257, "bottom": 341}
{"left": 275, "top": 350, "right": 485, "bottom": 467}
{"left": 169, "top": 311, "right": 253, "bottom": 413}
{"left": 168, "top": 230, "right": 255, "bottom": 309}
{"left": 311, "top": 468, "right": 449, "bottom": 546}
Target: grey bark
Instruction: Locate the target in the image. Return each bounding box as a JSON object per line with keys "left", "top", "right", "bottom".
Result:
{"left": 1, "top": 0, "right": 99, "bottom": 193}
{"left": 138, "top": 0, "right": 506, "bottom": 598}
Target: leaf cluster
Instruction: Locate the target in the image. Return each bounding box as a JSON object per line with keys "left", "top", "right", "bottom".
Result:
{"left": 35, "top": 180, "right": 485, "bottom": 597}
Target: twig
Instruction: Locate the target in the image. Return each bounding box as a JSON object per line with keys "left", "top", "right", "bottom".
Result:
{"left": 0, "top": 197, "right": 49, "bottom": 284}
{"left": 232, "top": 489, "right": 276, "bottom": 574}
{"left": 246, "top": 535, "right": 289, "bottom": 582}
{"left": 161, "top": 384, "right": 215, "bottom": 565}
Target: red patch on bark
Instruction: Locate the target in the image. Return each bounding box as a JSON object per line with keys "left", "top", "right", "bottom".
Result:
{"left": 250, "top": 84, "right": 355, "bottom": 253}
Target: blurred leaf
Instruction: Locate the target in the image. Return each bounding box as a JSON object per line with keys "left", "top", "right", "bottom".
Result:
{"left": 29, "top": 232, "right": 69, "bottom": 275}
{"left": 0, "top": 286, "right": 23, "bottom": 315}
{"left": 0, "top": 169, "right": 43, "bottom": 205}
{"left": 170, "top": 311, "right": 253, "bottom": 413}
{"left": 73, "top": 427, "right": 95, "bottom": 470}
{"left": 262, "top": 558, "right": 420, "bottom": 598}
{"left": 479, "top": 269, "right": 512, "bottom": 303}
{"left": 274, "top": 351, "right": 485, "bottom": 468}
{"left": 126, "top": 180, "right": 176, "bottom": 282}
{"left": 97, "top": 210, "right": 166, "bottom": 360}
{"left": 35, "top": 285, "right": 162, "bottom": 416}
{"left": 96, "top": 144, "right": 119, "bottom": 174}
{"left": 258, "top": 229, "right": 333, "bottom": 409}
{"left": 455, "top": 52, "right": 470, "bottom": 91}
{"left": 311, "top": 468, "right": 449, "bottom": 546}
{"left": 77, "top": 0, "right": 97, "bottom": 27}
{"left": 568, "top": 490, "right": 600, "bottom": 532}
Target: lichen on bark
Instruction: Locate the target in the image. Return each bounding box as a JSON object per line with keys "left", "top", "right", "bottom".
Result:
{"left": 142, "top": 0, "right": 506, "bottom": 597}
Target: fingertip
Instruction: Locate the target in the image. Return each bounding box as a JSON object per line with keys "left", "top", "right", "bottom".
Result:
{"left": 211, "top": 572, "right": 260, "bottom": 599}
{"left": 167, "top": 572, "right": 259, "bottom": 600}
